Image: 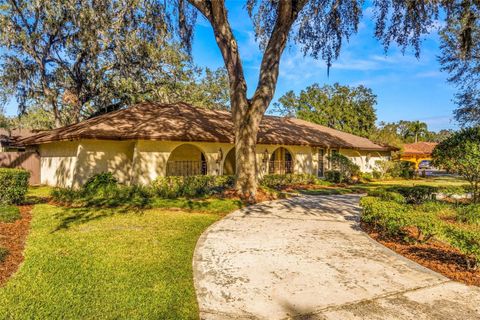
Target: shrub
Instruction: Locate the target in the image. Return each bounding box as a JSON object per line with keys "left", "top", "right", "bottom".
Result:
{"left": 390, "top": 161, "right": 416, "bottom": 179}
{"left": 0, "top": 204, "right": 21, "bottom": 223}
{"left": 360, "top": 172, "right": 374, "bottom": 182}
{"left": 152, "top": 175, "right": 235, "bottom": 198}
{"left": 360, "top": 197, "right": 408, "bottom": 236}
{"left": 326, "top": 153, "right": 360, "bottom": 183}
{"left": 443, "top": 226, "right": 480, "bottom": 270}
{"left": 373, "top": 160, "right": 396, "bottom": 179}
{"left": 457, "top": 204, "right": 480, "bottom": 225}
{"left": 408, "top": 211, "right": 441, "bottom": 243}
{"left": 83, "top": 172, "right": 118, "bottom": 194}
{"left": 260, "top": 174, "right": 321, "bottom": 189}
{"left": 0, "top": 247, "right": 8, "bottom": 263}
{"left": 367, "top": 189, "right": 405, "bottom": 204}
{"left": 391, "top": 186, "right": 437, "bottom": 204}
{"left": 0, "top": 168, "right": 30, "bottom": 205}
{"left": 324, "top": 170, "right": 342, "bottom": 183}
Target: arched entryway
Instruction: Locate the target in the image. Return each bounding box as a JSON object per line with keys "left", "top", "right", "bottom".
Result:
{"left": 223, "top": 148, "right": 236, "bottom": 175}
{"left": 166, "top": 144, "right": 207, "bottom": 176}
{"left": 269, "top": 147, "right": 294, "bottom": 174}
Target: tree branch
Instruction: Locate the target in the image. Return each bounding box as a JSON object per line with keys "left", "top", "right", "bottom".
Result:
{"left": 251, "top": 0, "right": 307, "bottom": 115}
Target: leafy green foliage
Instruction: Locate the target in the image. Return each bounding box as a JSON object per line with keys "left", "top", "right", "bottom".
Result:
{"left": 0, "top": 247, "right": 8, "bottom": 263}
{"left": 367, "top": 189, "right": 405, "bottom": 204}
{"left": 0, "top": 168, "right": 30, "bottom": 205}
{"left": 274, "top": 83, "right": 377, "bottom": 137}
{"left": 443, "top": 226, "right": 480, "bottom": 270}
{"left": 360, "top": 197, "right": 408, "bottom": 236}
{"left": 83, "top": 173, "right": 118, "bottom": 194}
{"left": 432, "top": 127, "right": 480, "bottom": 203}
{"left": 0, "top": 204, "right": 21, "bottom": 223}
{"left": 391, "top": 186, "right": 437, "bottom": 205}
{"left": 457, "top": 204, "right": 480, "bottom": 225}
{"left": 260, "top": 174, "right": 324, "bottom": 189}
{"left": 440, "top": 13, "right": 480, "bottom": 126}
{"left": 152, "top": 175, "right": 234, "bottom": 199}
{"left": 325, "top": 153, "right": 360, "bottom": 183}
{"left": 0, "top": 1, "right": 229, "bottom": 127}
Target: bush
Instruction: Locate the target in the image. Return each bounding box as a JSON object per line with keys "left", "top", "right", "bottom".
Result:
{"left": 457, "top": 204, "right": 480, "bottom": 225}
{"left": 360, "top": 197, "right": 408, "bottom": 236}
{"left": 326, "top": 153, "right": 360, "bottom": 183}
{"left": 408, "top": 210, "right": 441, "bottom": 243}
{"left": 390, "top": 161, "right": 416, "bottom": 179}
{"left": 391, "top": 186, "right": 437, "bottom": 204}
{"left": 367, "top": 189, "right": 405, "bottom": 204}
{"left": 0, "top": 247, "right": 8, "bottom": 263}
{"left": 152, "top": 175, "right": 235, "bottom": 199}
{"left": 0, "top": 204, "right": 21, "bottom": 222}
{"left": 260, "top": 174, "right": 321, "bottom": 189}
{"left": 83, "top": 172, "right": 118, "bottom": 194}
{"left": 0, "top": 168, "right": 30, "bottom": 205}
{"left": 443, "top": 226, "right": 480, "bottom": 270}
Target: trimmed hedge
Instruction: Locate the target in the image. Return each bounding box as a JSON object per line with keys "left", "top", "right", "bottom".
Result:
{"left": 152, "top": 175, "right": 235, "bottom": 198}
{"left": 0, "top": 168, "right": 30, "bottom": 205}
{"left": 390, "top": 186, "right": 437, "bottom": 204}
{"left": 361, "top": 190, "right": 480, "bottom": 269}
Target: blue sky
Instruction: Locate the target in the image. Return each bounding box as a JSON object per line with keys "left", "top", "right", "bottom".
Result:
{"left": 191, "top": 2, "right": 457, "bottom": 132}
{"left": 3, "top": 2, "right": 458, "bottom": 132}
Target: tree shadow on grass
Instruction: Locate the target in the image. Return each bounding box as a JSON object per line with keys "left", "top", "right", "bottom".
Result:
{"left": 51, "top": 206, "right": 144, "bottom": 233}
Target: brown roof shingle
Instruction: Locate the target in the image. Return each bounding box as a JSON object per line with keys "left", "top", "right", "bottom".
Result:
{"left": 18, "top": 102, "right": 391, "bottom": 151}
{"left": 403, "top": 142, "right": 438, "bottom": 155}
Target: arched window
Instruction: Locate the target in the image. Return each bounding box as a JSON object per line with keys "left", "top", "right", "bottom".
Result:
{"left": 269, "top": 147, "right": 294, "bottom": 174}
{"left": 166, "top": 144, "right": 207, "bottom": 176}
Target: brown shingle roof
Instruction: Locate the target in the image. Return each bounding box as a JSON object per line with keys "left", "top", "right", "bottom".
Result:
{"left": 18, "top": 102, "right": 391, "bottom": 151}
{"left": 403, "top": 142, "right": 438, "bottom": 155}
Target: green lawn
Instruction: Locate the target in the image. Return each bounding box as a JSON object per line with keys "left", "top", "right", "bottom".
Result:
{"left": 0, "top": 204, "right": 223, "bottom": 319}
{"left": 298, "top": 176, "right": 469, "bottom": 196}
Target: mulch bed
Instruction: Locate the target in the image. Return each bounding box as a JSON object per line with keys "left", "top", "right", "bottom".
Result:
{"left": 0, "top": 205, "right": 32, "bottom": 286}
{"left": 361, "top": 222, "right": 480, "bottom": 286}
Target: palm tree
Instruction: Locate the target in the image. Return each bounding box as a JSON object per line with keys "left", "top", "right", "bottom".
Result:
{"left": 400, "top": 120, "right": 428, "bottom": 143}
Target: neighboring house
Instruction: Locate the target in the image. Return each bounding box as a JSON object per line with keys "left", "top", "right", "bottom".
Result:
{"left": 0, "top": 128, "right": 33, "bottom": 152}
{"left": 18, "top": 102, "right": 393, "bottom": 188}
{"left": 400, "top": 142, "right": 438, "bottom": 169}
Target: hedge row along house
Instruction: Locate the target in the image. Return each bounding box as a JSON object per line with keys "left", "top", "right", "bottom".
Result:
{"left": 18, "top": 103, "right": 394, "bottom": 188}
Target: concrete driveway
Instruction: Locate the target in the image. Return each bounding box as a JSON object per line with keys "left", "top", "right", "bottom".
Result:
{"left": 193, "top": 195, "right": 480, "bottom": 320}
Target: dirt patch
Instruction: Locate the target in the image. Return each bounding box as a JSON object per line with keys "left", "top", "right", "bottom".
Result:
{"left": 0, "top": 205, "right": 32, "bottom": 286}
{"left": 362, "top": 222, "right": 480, "bottom": 286}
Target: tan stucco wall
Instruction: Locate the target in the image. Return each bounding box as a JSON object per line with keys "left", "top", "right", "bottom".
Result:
{"left": 339, "top": 149, "right": 391, "bottom": 172}
{"left": 38, "top": 139, "right": 391, "bottom": 187}
{"left": 74, "top": 140, "right": 135, "bottom": 187}
{"left": 39, "top": 141, "right": 79, "bottom": 187}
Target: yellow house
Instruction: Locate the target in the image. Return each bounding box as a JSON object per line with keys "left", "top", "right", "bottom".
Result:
{"left": 19, "top": 102, "right": 394, "bottom": 188}
{"left": 400, "top": 142, "right": 438, "bottom": 169}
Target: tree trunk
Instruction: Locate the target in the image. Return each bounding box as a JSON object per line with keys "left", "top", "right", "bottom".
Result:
{"left": 233, "top": 101, "right": 262, "bottom": 202}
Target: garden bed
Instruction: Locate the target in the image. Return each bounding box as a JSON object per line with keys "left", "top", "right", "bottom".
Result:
{"left": 362, "top": 222, "right": 480, "bottom": 286}
{"left": 0, "top": 205, "right": 32, "bottom": 286}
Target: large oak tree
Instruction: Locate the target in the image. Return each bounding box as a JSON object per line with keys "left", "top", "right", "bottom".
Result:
{"left": 174, "top": 0, "right": 477, "bottom": 200}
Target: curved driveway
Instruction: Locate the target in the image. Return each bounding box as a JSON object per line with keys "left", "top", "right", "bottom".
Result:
{"left": 193, "top": 195, "right": 480, "bottom": 320}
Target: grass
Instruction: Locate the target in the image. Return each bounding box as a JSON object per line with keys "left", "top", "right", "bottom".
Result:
{"left": 0, "top": 204, "right": 21, "bottom": 223}
{"left": 151, "top": 197, "right": 243, "bottom": 214}
{"left": 0, "top": 204, "right": 223, "bottom": 319}
{"left": 297, "top": 176, "right": 469, "bottom": 196}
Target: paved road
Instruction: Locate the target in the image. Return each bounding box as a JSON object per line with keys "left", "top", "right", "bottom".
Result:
{"left": 193, "top": 195, "right": 480, "bottom": 320}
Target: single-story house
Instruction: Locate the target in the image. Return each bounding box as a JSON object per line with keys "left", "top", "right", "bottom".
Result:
{"left": 0, "top": 128, "right": 34, "bottom": 152}
{"left": 18, "top": 102, "right": 393, "bottom": 188}
{"left": 400, "top": 142, "right": 438, "bottom": 169}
